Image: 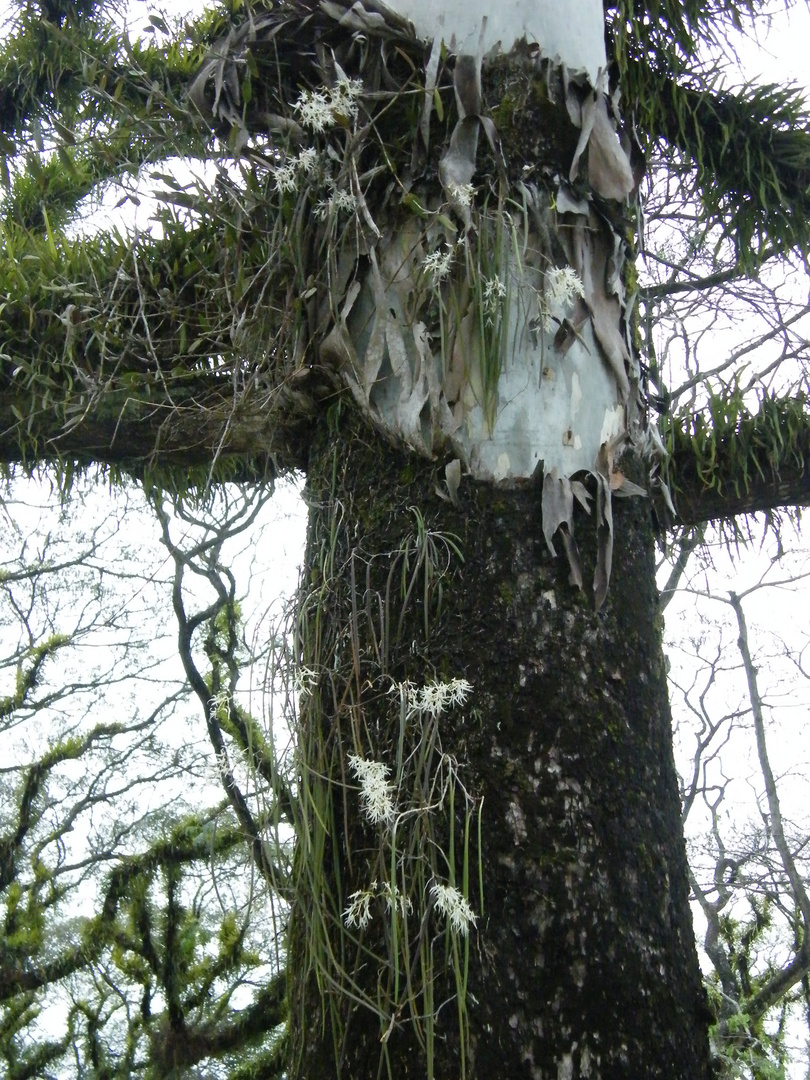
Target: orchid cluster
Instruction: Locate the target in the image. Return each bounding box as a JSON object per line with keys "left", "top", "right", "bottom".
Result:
{"left": 344, "top": 678, "right": 477, "bottom": 939}
{"left": 538, "top": 265, "right": 585, "bottom": 331}
{"left": 344, "top": 878, "right": 475, "bottom": 936}
{"left": 430, "top": 882, "right": 477, "bottom": 936}
{"left": 293, "top": 75, "right": 363, "bottom": 133}
{"left": 315, "top": 183, "right": 358, "bottom": 219}
{"left": 483, "top": 276, "right": 507, "bottom": 325}
{"left": 423, "top": 244, "right": 456, "bottom": 284}
{"left": 268, "top": 78, "right": 363, "bottom": 214}
{"left": 401, "top": 676, "right": 473, "bottom": 719}
{"left": 209, "top": 688, "right": 231, "bottom": 718}
{"left": 270, "top": 146, "right": 318, "bottom": 194}
{"left": 448, "top": 182, "right": 475, "bottom": 208}
{"left": 343, "top": 888, "right": 373, "bottom": 929}
{"left": 348, "top": 752, "right": 395, "bottom": 824}
{"left": 293, "top": 665, "right": 318, "bottom": 698}
{"left": 343, "top": 880, "right": 413, "bottom": 929}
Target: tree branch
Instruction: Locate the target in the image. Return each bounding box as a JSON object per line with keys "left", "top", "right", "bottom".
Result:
{"left": 153, "top": 494, "right": 293, "bottom": 897}
{"left": 666, "top": 392, "right": 810, "bottom": 526}
{"left": 730, "top": 592, "right": 810, "bottom": 930}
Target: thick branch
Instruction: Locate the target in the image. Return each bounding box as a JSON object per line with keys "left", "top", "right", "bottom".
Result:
{"left": 0, "top": 183, "right": 329, "bottom": 480}
{"left": 0, "top": 391, "right": 312, "bottom": 479}
{"left": 666, "top": 393, "right": 810, "bottom": 526}
{"left": 672, "top": 462, "right": 810, "bottom": 526}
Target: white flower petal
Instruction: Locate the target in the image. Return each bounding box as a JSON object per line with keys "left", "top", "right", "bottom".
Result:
{"left": 430, "top": 882, "right": 477, "bottom": 935}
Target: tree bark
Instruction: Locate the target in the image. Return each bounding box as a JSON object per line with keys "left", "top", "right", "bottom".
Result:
{"left": 671, "top": 460, "right": 810, "bottom": 527}
{"left": 289, "top": 410, "right": 713, "bottom": 1079}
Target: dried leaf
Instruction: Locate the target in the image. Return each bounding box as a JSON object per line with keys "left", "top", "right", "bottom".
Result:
{"left": 445, "top": 458, "right": 462, "bottom": 506}
{"left": 556, "top": 185, "right": 590, "bottom": 216}
{"left": 360, "top": 251, "right": 389, "bottom": 398}
{"left": 321, "top": 0, "right": 390, "bottom": 33}
{"left": 593, "top": 475, "right": 613, "bottom": 609}
{"left": 569, "top": 89, "right": 596, "bottom": 185}
{"left": 565, "top": 220, "right": 631, "bottom": 398}
{"left": 438, "top": 52, "right": 485, "bottom": 222}
{"left": 586, "top": 95, "right": 635, "bottom": 201}
{"left": 417, "top": 33, "right": 443, "bottom": 163}
{"left": 570, "top": 480, "right": 592, "bottom": 513}
{"left": 386, "top": 315, "right": 411, "bottom": 391}
{"left": 553, "top": 315, "right": 590, "bottom": 357}
{"left": 658, "top": 479, "right": 677, "bottom": 517}
{"left": 559, "top": 527, "right": 584, "bottom": 589}
{"left": 439, "top": 117, "right": 479, "bottom": 193}
{"left": 396, "top": 378, "right": 431, "bottom": 454}
{"left": 611, "top": 473, "right": 647, "bottom": 498}
{"left": 609, "top": 467, "right": 625, "bottom": 490}
{"left": 453, "top": 54, "right": 481, "bottom": 118}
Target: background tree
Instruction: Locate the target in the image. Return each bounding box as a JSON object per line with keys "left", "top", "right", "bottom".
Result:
{"left": 643, "top": 74, "right": 810, "bottom": 1070}
{"left": 0, "top": 480, "right": 298, "bottom": 1079}
{"left": 2, "top": 0, "right": 810, "bottom": 1076}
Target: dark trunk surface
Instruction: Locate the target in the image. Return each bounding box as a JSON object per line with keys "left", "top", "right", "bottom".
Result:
{"left": 289, "top": 410, "right": 712, "bottom": 1079}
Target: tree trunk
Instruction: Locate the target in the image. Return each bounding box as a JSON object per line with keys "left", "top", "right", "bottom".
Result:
{"left": 289, "top": 410, "right": 712, "bottom": 1079}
